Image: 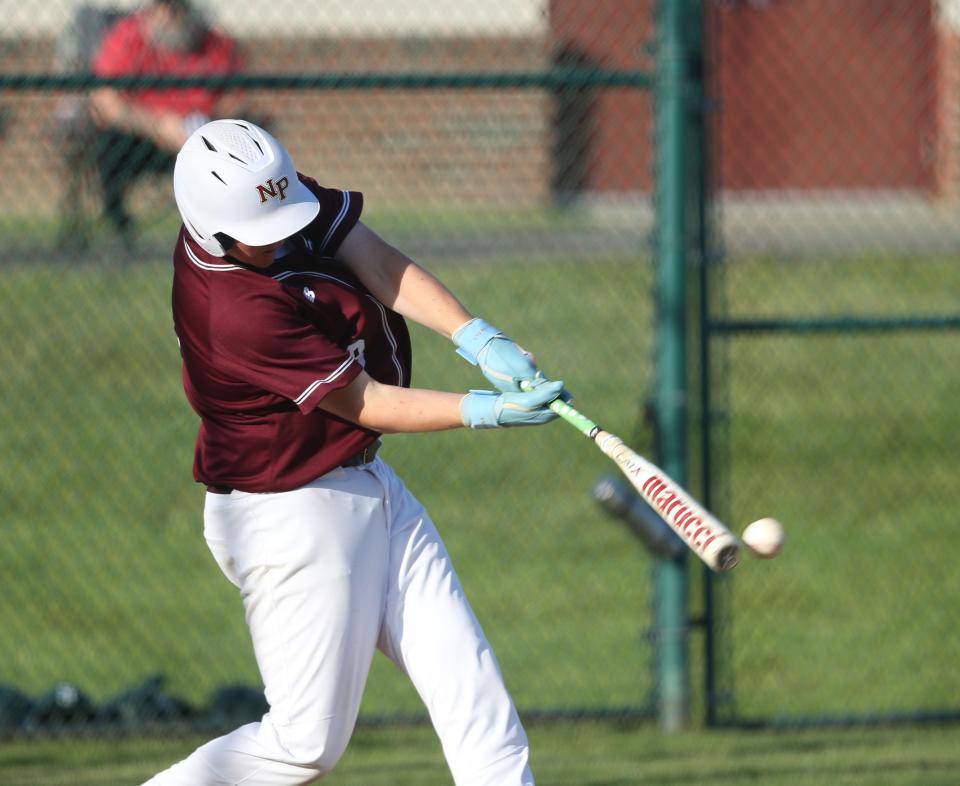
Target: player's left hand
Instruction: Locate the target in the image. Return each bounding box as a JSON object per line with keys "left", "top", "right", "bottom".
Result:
{"left": 460, "top": 379, "right": 566, "bottom": 429}
{"left": 453, "top": 318, "right": 543, "bottom": 393}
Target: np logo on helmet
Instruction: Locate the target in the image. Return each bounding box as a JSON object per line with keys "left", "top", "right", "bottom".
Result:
{"left": 256, "top": 176, "right": 290, "bottom": 203}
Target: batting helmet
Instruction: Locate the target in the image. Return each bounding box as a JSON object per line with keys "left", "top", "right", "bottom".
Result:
{"left": 173, "top": 119, "right": 320, "bottom": 257}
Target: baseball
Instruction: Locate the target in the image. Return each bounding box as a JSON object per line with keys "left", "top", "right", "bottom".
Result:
{"left": 741, "top": 517, "right": 785, "bottom": 558}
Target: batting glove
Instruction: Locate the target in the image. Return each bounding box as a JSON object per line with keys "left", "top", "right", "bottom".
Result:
{"left": 453, "top": 318, "right": 543, "bottom": 393}
{"left": 460, "top": 379, "right": 565, "bottom": 429}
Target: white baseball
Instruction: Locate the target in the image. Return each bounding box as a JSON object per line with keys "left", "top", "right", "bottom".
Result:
{"left": 742, "top": 517, "right": 785, "bottom": 558}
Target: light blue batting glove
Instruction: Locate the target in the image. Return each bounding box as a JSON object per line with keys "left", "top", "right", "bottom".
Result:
{"left": 460, "top": 380, "right": 565, "bottom": 429}
{"left": 453, "top": 318, "right": 542, "bottom": 393}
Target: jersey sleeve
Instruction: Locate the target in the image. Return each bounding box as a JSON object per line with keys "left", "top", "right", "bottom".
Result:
{"left": 212, "top": 290, "right": 361, "bottom": 415}
{"left": 298, "top": 176, "right": 364, "bottom": 256}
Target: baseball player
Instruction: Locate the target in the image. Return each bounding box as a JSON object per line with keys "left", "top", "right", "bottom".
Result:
{"left": 143, "top": 119, "right": 567, "bottom": 786}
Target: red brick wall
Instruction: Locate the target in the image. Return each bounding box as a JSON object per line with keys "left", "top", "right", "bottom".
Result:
{"left": 934, "top": 30, "right": 960, "bottom": 197}
{"left": 713, "top": 0, "right": 939, "bottom": 192}
{"left": 550, "top": 0, "right": 956, "bottom": 196}
{"left": 549, "top": 0, "right": 655, "bottom": 194}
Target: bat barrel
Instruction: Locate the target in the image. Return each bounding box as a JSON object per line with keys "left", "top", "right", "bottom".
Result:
{"left": 529, "top": 382, "right": 741, "bottom": 572}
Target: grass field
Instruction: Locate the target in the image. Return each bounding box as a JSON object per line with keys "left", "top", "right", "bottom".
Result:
{"left": 1, "top": 246, "right": 959, "bottom": 780}
{"left": 2, "top": 722, "right": 960, "bottom": 785}
{"left": 0, "top": 252, "right": 655, "bottom": 717}
{"left": 716, "top": 254, "right": 960, "bottom": 719}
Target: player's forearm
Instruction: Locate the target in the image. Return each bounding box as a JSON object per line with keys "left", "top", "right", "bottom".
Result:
{"left": 362, "top": 386, "right": 467, "bottom": 433}
{"left": 320, "top": 376, "right": 466, "bottom": 433}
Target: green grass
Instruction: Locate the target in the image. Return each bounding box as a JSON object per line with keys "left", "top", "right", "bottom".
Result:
{"left": 1, "top": 722, "right": 959, "bottom": 785}
{"left": 711, "top": 256, "right": 960, "bottom": 718}
{"left": 0, "top": 253, "right": 654, "bottom": 716}
{"left": 0, "top": 248, "right": 959, "bottom": 780}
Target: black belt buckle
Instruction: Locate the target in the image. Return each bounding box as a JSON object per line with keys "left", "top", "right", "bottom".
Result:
{"left": 344, "top": 439, "right": 381, "bottom": 467}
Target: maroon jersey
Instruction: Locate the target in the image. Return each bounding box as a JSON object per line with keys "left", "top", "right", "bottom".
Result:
{"left": 172, "top": 178, "right": 412, "bottom": 492}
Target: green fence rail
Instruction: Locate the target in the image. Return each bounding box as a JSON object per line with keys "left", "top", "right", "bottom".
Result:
{"left": 0, "top": 68, "right": 653, "bottom": 90}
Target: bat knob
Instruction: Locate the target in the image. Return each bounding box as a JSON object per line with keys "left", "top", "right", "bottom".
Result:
{"left": 714, "top": 543, "right": 741, "bottom": 572}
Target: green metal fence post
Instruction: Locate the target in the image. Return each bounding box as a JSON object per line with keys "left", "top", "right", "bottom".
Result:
{"left": 653, "top": 0, "right": 703, "bottom": 732}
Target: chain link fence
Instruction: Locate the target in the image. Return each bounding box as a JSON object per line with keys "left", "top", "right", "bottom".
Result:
{"left": 0, "top": 0, "right": 659, "bottom": 737}
{"left": 1, "top": 0, "right": 958, "bottom": 745}
{"left": 703, "top": 0, "right": 960, "bottom": 726}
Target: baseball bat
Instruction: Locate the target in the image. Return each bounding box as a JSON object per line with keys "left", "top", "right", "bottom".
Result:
{"left": 591, "top": 475, "right": 687, "bottom": 559}
{"left": 524, "top": 382, "right": 741, "bottom": 572}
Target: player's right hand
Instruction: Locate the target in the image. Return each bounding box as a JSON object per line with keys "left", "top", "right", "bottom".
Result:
{"left": 460, "top": 380, "right": 565, "bottom": 429}
{"left": 453, "top": 318, "right": 542, "bottom": 393}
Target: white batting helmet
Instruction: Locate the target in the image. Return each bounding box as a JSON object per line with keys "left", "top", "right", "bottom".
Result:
{"left": 173, "top": 119, "right": 320, "bottom": 256}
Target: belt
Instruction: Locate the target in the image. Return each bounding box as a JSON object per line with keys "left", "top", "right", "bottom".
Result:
{"left": 339, "top": 439, "right": 382, "bottom": 467}
{"left": 206, "top": 439, "right": 381, "bottom": 495}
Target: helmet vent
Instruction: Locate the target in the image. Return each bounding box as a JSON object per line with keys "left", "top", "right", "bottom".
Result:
{"left": 201, "top": 135, "right": 217, "bottom": 152}
{"left": 218, "top": 126, "right": 265, "bottom": 163}
{"left": 210, "top": 170, "right": 227, "bottom": 185}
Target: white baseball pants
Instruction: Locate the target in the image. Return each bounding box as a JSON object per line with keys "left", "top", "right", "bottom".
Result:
{"left": 143, "top": 458, "right": 534, "bottom": 786}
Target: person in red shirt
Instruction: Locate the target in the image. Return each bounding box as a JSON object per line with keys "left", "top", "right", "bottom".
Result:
{"left": 144, "top": 119, "right": 568, "bottom": 786}
{"left": 88, "top": 0, "right": 245, "bottom": 242}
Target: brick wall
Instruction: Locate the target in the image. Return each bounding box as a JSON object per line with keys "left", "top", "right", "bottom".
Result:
{"left": 935, "top": 30, "right": 960, "bottom": 197}
{"left": 712, "top": 0, "right": 940, "bottom": 193}
{"left": 550, "top": 0, "right": 960, "bottom": 198}
{"left": 548, "top": 0, "right": 655, "bottom": 196}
